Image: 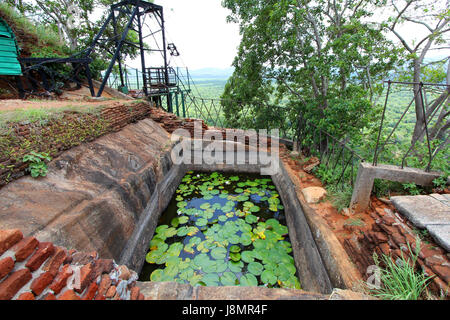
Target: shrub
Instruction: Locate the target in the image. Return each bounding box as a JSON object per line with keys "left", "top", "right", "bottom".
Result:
{"left": 23, "top": 151, "right": 52, "bottom": 178}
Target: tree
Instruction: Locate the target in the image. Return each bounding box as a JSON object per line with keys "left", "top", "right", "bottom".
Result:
{"left": 221, "top": 0, "right": 399, "bottom": 145}
{"left": 385, "top": 0, "right": 450, "bottom": 143}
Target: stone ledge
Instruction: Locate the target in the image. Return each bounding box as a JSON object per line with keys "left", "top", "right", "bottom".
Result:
{"left": 136, "top": 281, "right": 375, "bottom": 300}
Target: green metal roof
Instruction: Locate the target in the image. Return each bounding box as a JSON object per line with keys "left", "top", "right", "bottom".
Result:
{"left": 0, "top": 18, "right": 22, "bottom": 76}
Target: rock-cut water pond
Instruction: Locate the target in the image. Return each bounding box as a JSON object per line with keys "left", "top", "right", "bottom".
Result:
{"left": 139, "top": 171, "right": 301, "bottom": 289}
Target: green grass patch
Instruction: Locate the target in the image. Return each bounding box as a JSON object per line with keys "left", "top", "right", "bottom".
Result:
{"left": 370, "top": 238, "right": 434, "bottom": 300}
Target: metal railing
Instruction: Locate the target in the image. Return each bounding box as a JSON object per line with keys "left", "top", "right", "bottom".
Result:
{"left": 373, "top": 80, "right": 449, "bottom": 172}
{"left": 296, "top": 116, "right": 365, "bottom": 189}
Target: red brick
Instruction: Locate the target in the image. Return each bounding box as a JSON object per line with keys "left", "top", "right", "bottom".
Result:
{"left": 25, "top": 242, "right": 55, "bottom": 272}
{"left": 382, "top": 216, "right": 396, "bottom": 225}
{"left": 42, "top": 247, "right": 67, "bottom": 276}
{"left": 30, "top": 272, "right": 55, "bottom": 296}
{"left": 130, "top": 286, "right": 140, "bottom": 300}
{"left": 58, "top": 289, "right": 81, "bottom": 300}
{"left": 98, "top": 274, "right": 112, "bottom": 295}
{"left": 419, "top": 245, "right": 444, "bottom": 260}
{"left": 49, "top": 264, "right": 73, "bottom": 294}
{"left": 92, "top": 259, "right": 114, "bottom": 279}
{"left": 43, "top": 293, "right": 56, "bottom": 300}
{"left": 430, "top": 264, "right": 450, "bottom": 283}
{"left": 0, "top": 257, "right": 14, "bottom": 280}
{"left": 82, "top": 282, "right": 98, "bottom": 300}
{"left": 0, "top": 269, "right": 32, "bottom": 300}
{"left": 424, "top": 254, "right": 446, "bottom": 266}
{"left": 17, "top": 292, "right": 35, "bottom": 300}
{"left": 71, "top": 252, "right": 92, "bottom": 265}
{"left": 94, "top": 293, "right": 106, "bottom": 300}
{"left": 0, "top": 229, "right": 23, "bottom": 255}
{"left": 74, "top": 262, "right": 94, "bottom": 293}
{"left": 431, "top": 277, "right": 449, "bottom": 296}
{"left": 13, "top": 237, "right": 39, "bottom": 262}
{"left": 105, "top": 285, "right": 116, "bottom": 298}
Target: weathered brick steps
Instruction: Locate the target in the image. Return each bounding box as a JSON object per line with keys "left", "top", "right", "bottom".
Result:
{"left": 0, "top": 229, "right": 144, "bottom": 300}
{"left": 343, "top": 206, "right": 450, "bottom": 297}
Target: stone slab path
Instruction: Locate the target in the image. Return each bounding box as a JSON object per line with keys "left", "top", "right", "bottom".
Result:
{"left": 391, "top": 194, "right": 450, "bottom": 252}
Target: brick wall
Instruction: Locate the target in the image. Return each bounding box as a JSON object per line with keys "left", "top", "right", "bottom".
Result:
{"left": 343, "top": 205, "right": 450, "bottom": 297}
{"left": 0, "top": 229, "right": 144, "bottom": 300}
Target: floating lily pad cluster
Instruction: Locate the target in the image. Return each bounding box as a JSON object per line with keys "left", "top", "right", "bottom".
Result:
{"left": 144, "top": 171, "right": 301, "bottom": 289}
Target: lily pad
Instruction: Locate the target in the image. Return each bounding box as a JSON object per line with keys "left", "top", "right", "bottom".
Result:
{"left": 261, "top": 269, "right": 277, "bottom": 285}
{"left": 239, "top": 273, "right": 258, "bottom": 286}
{"left": 228, "top": 261, "right": 244, "bottom": 273}
{"left": 245, "top": 214, "right": 258, "bottom": 224}
{"left": 196, "top": 218, "right": 208, "bottom": 227}
{"left": 229, "top": 245, "right": 241, "bottom": 253}
{"left": 202, "top": 273, "right": 220, "bottom": 286}
{"left": 229, "top": 252, "right": 241, "bottom": 262}
{"left": 248, "top": 262, "right": 264, "bottom": 276}
{"left": 241, "top": 251, "right": 255, "bottom": 263}
{"left": 211, "top": 247, "right": 227, "bottom": 260}
{"left": 220, "top": 272, "right": 238, "bottom": 286}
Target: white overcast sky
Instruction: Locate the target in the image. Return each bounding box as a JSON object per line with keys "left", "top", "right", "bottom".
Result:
{"left": 28, "top": 0, "right": 448, "bottom": 70}
{"left": 127, "top": 0, "right": 241, "bottom": 70}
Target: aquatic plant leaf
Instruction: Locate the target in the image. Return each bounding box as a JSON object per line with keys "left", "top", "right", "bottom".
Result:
{"left": 187, "top": 226, "right": 200, "bottom": 236}
{"left": 149, "top": 238, "right": 165, "bottom": 250}
{"left": 249, "top": 205, "right": 260, "bottom": 213}
{"left": 236, "top": 195, "right": 249, "bottom": 202}
{"left": 178, "top": 216, "right": 189, "bottom": 225}
{"left": 164, "top": 227, "right": 178, "bottom": 238}
{"left": 218, "top": 213, "right": 228, "bottom": 222}
{"left": 211, "top": 247, "right": 227, "bottom": 260}
{"left": 220, "top": 272, "right": 238, "bottom": 286}
{"left": 202, "top": 273, "right": 220, "bottom": 286}
{"left": 167, "top": 242, "right": 183, "bottom": 257}
{"left": 177, "top": 201, "right": 187, "bottom": 208}
{"left": 196, "top": 218, "right": 208, "bottom": 227}
{"left": 245, "top": 214, "right": 258, "bottom": 224}
{"left": 146, "top": 250, "right": 164, "bottom": 264}
{"left": 228, "top": 261, "right": 244, "bottom": 273}
{"left": 239, "top": 274, "right": 258, "bottom": 286}
{"left": 189, "top": 273, "right": 204, "bottom": 286}
{"left": 215, "top": 261, "right": 228, "bottom": 273}
{"left": 241, "top": 251, "right": 255, "bottom": 263}
{"left": 235, "top": 188, "right": 244, "bottom": 193}
{"left": 177, "top": 226, "right": 189, "bottom": 237}
{"left": 171, "top": 218, "right": 180, "bottom": 228}
{"left": 178, "top": 268, "right": 194, "bottom": 280}
{"left": 229, "top": 245, "right": 241, "bottom": 253}
{"left": 228, "top": 234, "right": 241, "bottom": 245}
{"left": 150, "top": 269, "right": 166, "bottom": 282}
{"left": 261, "top": 269, "right": 277, "bottom": 285}
{"left": 200, "top": 203, "right": 211, "bottom": 210}
{"left": 280, "top": 276, "right": 301, "bottom": 289}
{"left": 248, "top": 262, "right": 264, "bottom": 276}
{"left": 155, "top": 225, "right": 169, "bottom": 234}
{"left": 274, "top": 263, "right": 291, "bottom": 281}
{"left": 229, "top": 252, "right": 241, "bottom": 262}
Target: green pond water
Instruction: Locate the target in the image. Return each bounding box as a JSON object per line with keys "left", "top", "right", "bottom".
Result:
{"left": 138, "top": 171, "right": 301, "bottom": 289}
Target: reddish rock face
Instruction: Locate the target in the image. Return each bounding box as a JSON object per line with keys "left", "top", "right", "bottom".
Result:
{"left": 0, "top": 118, "right": 173, "bottom": 262}
{"left": 0, "top": 229, "right": 23, "bottom": 255}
